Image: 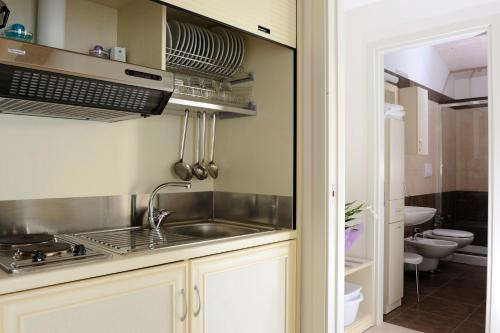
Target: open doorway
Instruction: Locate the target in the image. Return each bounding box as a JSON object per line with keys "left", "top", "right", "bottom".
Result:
{"left": 382, "top": 32, "right": 488, "bottom": 332}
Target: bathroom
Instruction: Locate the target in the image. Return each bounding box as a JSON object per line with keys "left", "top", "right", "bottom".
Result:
{"left": 382, "top": 33, "right": 488, "bottom": 332}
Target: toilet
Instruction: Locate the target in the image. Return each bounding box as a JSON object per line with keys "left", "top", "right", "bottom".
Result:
{"left": 423, "top": 228, "right": 474, "bottom": 249}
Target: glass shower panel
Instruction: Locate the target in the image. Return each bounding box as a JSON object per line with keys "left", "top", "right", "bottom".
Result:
{"left": 440, "top": 106, "right": 488, "bottom": 248}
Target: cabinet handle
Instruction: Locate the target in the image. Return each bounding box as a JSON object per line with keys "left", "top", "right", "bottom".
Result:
{"left": 180, "top": 288, "right": 187, "bottom": 322}
{"left": 193, "top": 285, "right": 201, "bottom": 317}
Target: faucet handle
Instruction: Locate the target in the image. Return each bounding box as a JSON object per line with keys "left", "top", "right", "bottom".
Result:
{"left": 413, "top": 227, "right": 421, "bottom": 234}
{"left": 151, "top": 209, "right": 175, "bottom": 230}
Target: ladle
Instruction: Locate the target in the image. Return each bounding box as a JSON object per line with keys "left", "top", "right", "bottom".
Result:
{"left": 193, "top": 112, "right": 208, "bottom": 180}
{"left": 207, "top": 113, "right": 219, "bottom": 178}
{"left": 173, "top": 109, "right": 192, "bottom": 181}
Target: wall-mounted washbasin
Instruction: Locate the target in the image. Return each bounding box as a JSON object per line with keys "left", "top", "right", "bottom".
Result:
{"left": 404, "top": 206, "right": 437, "bottom": 226}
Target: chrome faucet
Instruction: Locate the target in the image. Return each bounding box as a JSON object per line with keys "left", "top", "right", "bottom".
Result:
{"left": 412, "top": 227, "right": 424, "bottom": 240}
{"left": 412, "top": 233, "right": 424, "bottom": 240}
{"left": 148, "top": 182, "right": 191, "bottom": 230}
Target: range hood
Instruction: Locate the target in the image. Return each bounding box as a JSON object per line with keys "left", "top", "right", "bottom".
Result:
{"left": 0, "top": 38, "right": 174, "bottom": 122}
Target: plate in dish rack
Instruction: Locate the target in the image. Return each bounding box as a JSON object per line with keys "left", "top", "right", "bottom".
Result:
{"left": 211, "top": 27, "right": 233, "bottom": 76}
{"left": 168, "top": 20, "right": 182, "bottom": 65}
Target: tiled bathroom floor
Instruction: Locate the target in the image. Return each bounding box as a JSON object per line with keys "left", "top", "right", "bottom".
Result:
{"left": 384, "top": 261, "right": 487, "bottom": 333}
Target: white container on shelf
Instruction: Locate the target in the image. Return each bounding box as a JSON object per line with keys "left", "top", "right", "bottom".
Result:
{"left": 345, "top": 282, "right": 364, "bottom": 326}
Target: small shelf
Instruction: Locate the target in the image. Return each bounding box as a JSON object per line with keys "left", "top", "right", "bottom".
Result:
{"left": 166, "top": 97, "right": 257, "bottom": 119}
{"left": 345, "top": 257, "right": 373, "bottom": 276}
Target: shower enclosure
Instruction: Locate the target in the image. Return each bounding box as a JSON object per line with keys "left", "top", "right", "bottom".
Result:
{"left": 439, "top": 100, "right": 489, "bottom": 257}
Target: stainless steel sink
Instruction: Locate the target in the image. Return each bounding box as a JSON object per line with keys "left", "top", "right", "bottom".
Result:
{"left": 72, "top": 220, "right": 277, "bottom": 254}
{"left": 165, "top": 221, "right": 263, "bottom": 239}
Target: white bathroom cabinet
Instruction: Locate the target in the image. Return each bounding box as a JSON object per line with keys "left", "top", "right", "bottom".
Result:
{"left": 0, "top": 241, "right": 296, "bottom": 333}
{"left": 159, "top": 0, "right": 297, "bottom": 48}
{"left": 384, "top": 221, "right": 404, "bottom": 313}
{"left": 385, "top": 118, "right": 405, "bottom": 201}
{"left": 383, "top": 117, "right": 405, "bottom": 313}
{"left": 399, "top": 86, "right": 429, "bottom": 155}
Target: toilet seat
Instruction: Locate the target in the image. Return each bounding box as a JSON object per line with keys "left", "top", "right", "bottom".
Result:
{"left": 431, "top": 228, "right": 473, "bottom": 238}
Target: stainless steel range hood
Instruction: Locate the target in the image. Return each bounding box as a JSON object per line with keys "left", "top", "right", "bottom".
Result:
{"left": 0, "top": 38, "right": 174, "bottom": 122}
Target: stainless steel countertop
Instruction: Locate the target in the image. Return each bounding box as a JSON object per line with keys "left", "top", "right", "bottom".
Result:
{"left": 0, "top": 225, "right": 296, "bottom": 296}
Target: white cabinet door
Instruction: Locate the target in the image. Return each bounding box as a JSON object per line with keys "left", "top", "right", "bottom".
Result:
{"left": 386, "top": 118, "right": 405, "bottom": 200}
{"left": 400, "top": 86, "right": 429, "bottom": 155}
{"left": 388, "top": 199, "right": 404, "bottom": 224}
{"left": 384, "top": 221, "right": 404, "bottom": 311}
{"left": 0, "top": 263, "right": 188, "bottom": 333}
{"left": 190, "top": 241, "right": 296, "bottom": 333}
{"left": 162, "top": 0, "right": 296, "bottom": 48}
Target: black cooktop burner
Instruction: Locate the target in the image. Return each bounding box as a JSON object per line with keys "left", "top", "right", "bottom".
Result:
{"left": 0, "top": 234, "right": 55, "bottom": 249}
{"left": 15, "top": 242, "right": 72, "bottom": 260}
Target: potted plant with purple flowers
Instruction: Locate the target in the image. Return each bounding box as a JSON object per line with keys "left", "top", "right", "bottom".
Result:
{"left": 345, "top": 201, "right": 367, "bottom": 253}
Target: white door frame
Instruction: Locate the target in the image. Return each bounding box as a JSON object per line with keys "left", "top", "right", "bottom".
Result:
{"left": 299, "top": 0, "right": 342, "bottom": 332}
{"left": 370, "top": 24, "right": 496, "bottom": 331}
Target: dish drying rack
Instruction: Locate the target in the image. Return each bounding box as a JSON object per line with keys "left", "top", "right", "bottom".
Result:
{"left": 166, "top": 47, "right": 245, "bottom": 81}
{"left": 166, "top": 71, "right": 256, "bottom": 119}
{"left": 172, "top": 74, "right": 255, "bottom": 109}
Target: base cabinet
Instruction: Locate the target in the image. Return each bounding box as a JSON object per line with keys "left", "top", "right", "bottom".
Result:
{"left": 0, "top": 241, "right": 296, "bottom": 333}
{"left": 384, "top": 221, "right": 404, "bottom": 313}
{"left": 190, "top": 241, "right": 296, "bottom": 333}
{"left": 0, "top": 262, "right": 188, "bottom": 333}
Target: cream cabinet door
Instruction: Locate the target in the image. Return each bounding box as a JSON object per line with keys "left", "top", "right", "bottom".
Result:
{"left": 162, "top": 0, "right": 296, "bottom": 48}
{"left": 190, "top": 241, "right": 296, "bottom": 333}
{"left": 386, "top": 118, "right": 405, "bottom": 200}
{"left": 384, "top": 221, "right": 404, "bottom": 309}
{"left": 400, "top": 86, "right": 429, "bottom": 155}
{"left": 384, "top": 82, "right": 399, "bottom": 104}
{"left": 0, "top": 263, "right": 188, "bottom": 333}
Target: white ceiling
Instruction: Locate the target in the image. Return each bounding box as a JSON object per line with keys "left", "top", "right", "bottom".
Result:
{"left": 434, "top": 34, "right": 488, "bottom": 72}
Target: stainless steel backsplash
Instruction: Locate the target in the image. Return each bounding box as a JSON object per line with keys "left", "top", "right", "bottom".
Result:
{"left": 0, "top": 192, "right": 292, "bottom": 235}
{"left": 214, "top": 192, "right": 293, "bottom": 227}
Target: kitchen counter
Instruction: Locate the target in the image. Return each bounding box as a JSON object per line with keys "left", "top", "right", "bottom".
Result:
{"left": 0, "top": 228, "right": 296, "bottom": 296}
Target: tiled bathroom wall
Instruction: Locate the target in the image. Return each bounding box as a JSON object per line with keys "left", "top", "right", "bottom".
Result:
{"left": 405, "top": 101, "right": 441, "bottom": 196}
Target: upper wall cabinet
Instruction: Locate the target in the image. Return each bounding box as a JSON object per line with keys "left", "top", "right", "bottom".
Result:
{"left": 384, "top": 82, "right": 399, "bottom": 104}
{"left": 159, "top": 0, "right": 297, "bottom": 48}
{"left": 400, "top": 86, "right": 429, "bottom": 155}
{"left": 4, "top": 0, "right": 167, "bottom": 70}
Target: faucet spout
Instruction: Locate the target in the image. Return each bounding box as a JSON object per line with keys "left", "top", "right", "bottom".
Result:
{"left": 148, "top": 182, "right": 191, "bottom": 230}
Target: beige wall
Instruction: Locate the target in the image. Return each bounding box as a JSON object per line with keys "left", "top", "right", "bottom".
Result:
{"left": 214, "top": 35, "right": 294, "bottom": 196}
{"left": 65, "top": 0, "right": 118, "bottom": 54}
{"left": 0, "top": 113, "right": 213, "bottom": 200}
{"left": 404, "top": 100, "right": 440, "bottom": 196}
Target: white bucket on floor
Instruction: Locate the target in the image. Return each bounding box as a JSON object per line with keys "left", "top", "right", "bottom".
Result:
{"left": 345, "top": 282, "right": 364, "bottom": 326}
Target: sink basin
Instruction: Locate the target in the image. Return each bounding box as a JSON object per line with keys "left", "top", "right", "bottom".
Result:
{"left": 75, "top": 220, "right": 277, "bottom": 254}
{"left": 404, "top": 206, "right": 437, "bottom": 226}
{"left": 166, "top": 221, "right": 266, "bottom": 239}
